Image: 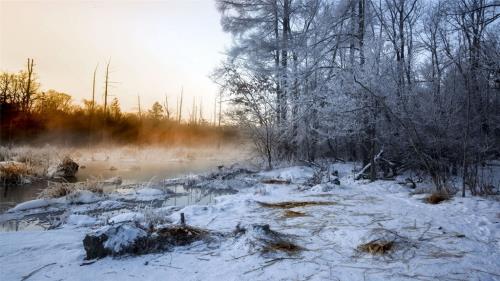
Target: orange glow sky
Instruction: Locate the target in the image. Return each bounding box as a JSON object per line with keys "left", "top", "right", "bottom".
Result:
{"left": 0, "top": 0, "right": 230, "bottom": 117}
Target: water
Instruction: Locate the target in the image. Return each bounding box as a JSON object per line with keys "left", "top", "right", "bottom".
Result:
{"left": 0, "top": 156, "right": 241, "bottom": 231}
{"left": 0, "top": 157, "right": 232, "bottom": 213}
{"left": 0, "top": 218, "right": 51, "bottom": 232}
{"left": 0, "top": 185, "right": 237, "bottom": 232}
{"left": 75, "top": 159, "right": 227, "bottom": 184}
{"left": 0, "top": 181, "right": 48, "bottom": 213}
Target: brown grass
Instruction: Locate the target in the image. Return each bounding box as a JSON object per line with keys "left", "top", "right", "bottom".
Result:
{"left": 282, "top": 210, "right": 307, "bottom": 218}
{"left": 38, "top": 180, "right": 104, "bottom": 198}
{"left": 0, "top": 162, "right": 29, "bottom": 185}
{"left": 257, "top": 201, "right": 334, "bottom": 209}
{"left": 425, "top": 192, "right": 450, "bottom": 204}
{"left": 261, "top": 179, "right": 291, "bottom": 184}
{"left": 262, "top": 240, "right": 302, "bottom": 254}
{"left": 358, "top": 239, "right": 394, "bottom": 255}
{"left": 156, "top": 225, "right": 208, "bottom": 246}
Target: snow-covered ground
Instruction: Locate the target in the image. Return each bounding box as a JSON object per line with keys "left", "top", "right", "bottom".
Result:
{"left": 0, "top": 164, "right": 499, "bottom": 281}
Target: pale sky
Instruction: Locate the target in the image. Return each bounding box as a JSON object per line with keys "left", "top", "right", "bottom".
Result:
{"left": 0, "top": 0, "right": 230, "bottom": 117}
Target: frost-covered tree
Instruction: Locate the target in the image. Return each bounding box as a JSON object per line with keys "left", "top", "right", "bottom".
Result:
{"left": 215, "top": 0, "right": 500, "bottom": 193}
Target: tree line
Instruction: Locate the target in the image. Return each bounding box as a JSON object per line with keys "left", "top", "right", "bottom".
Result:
{"left": 0, "top": 59, "right": 234, "bottom": 146}
{"left": 214, "top": 0, "right": 500, "bottom": 194}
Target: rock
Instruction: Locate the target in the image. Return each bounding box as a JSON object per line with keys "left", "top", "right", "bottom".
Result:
{"left": 47, "top": 156, "right": 79, "bottom": 179}
{"left": 83, "top": 232, "right": 110, "bottom": 259}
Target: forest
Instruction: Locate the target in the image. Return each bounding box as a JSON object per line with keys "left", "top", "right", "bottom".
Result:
{"left": 214, "top": 0, "right": 500, "bottom": 194}
{"left": 0, "top": 61, "right": 235, "bottom": 146}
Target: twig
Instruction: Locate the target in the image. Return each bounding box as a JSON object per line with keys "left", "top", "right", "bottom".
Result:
{"left": 21, "top": 263, "right": 57, "bottom": 281}
{"left": 80, "top": 260, "right": 97, "bottom": 266}
{"left": 243, "top": 257, "right": 301, "bottom": 274}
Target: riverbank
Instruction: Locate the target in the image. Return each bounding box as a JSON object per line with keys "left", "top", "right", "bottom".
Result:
{"left": 0, "top": 164, "right": 499, "bottom": 280}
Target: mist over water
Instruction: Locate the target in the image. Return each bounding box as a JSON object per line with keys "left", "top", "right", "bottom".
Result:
{"left": 0, "top": 143, "right": 253, "bottom": 212}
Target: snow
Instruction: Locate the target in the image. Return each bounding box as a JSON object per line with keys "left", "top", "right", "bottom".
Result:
{"left": 108, "top": 212, "right": 145, "bottom": 224}
{"left": 99, "top": 224, "right": 147, "bottom": 253}
{"left": 7, "top": 191, "right": 102, "bottom": 213}
{"left": 8, "top": 198, "right": 67, "bottom": 212}
{"left": 67, "top": 214, "right": 98, "bottom": 227}
{"left": 0, "top": 165, "right": 499, "bottom": 281}
{"left": 66, "top": 190, "right": 102, "bottom": 204}
{"left": 110, "top": 187, "right": 167, "bottom": 202}
{"left": 259, "top": 166, "right": 315, "bottom": 184}
{"left": 136, "top": 187, "right": 163, "bottom": 196}
{"left": 309, "top": 183, "right": 335, "bottom": 192}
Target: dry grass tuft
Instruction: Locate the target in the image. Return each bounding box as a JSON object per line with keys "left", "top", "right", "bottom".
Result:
{"left": 257, "top": 200, "right": 334, "bottom": 209}
{"left": 261, "top": 179, "right": 291, "bottom": 185}
{"left": 262, "top": 240, "right": 302, "bottom": 254}
{"left": 156, "top": 225, "right": 208, "bottom": 246}
{"left": 0, "top": 162, "right": 29, "bottom": 185}
{"left": 425, "top": 192, "right": 450, "bottom": 204}
{"left": 39, "top": 180, "right": 104, "bottom": 198}
{"left": 39, "top": 182, "right": 74, "bottom": 198}
{"left": 358, "top": 239, "right": 394, "bottom": 255}
{"left": 282, "top": 210, "right": 307, "bottom": 218}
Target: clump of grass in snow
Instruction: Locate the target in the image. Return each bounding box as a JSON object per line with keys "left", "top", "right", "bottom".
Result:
{"left": 257, "top": 201, "right": 334, "bottom": 209}
{"left": 357, "top": 239, "right": 394, "bottom": 255}
{"left": 262, "top": 240, "right": 302, "bottom": 254}
{"left": 425, "top": 192, "right": 451, "bottom": 204}
{"left": 138, "top": 205, "right": 173, "bottom": 227}
{"left": 156, "top": 225, "right": 209, "bottom": 246}
{"left": 237, "top": 224, "right": 304, "bottom": 255}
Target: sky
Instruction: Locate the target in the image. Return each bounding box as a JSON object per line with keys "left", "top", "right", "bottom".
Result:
{"left": 0, "top": 0, "right": 231, "bottom": 117}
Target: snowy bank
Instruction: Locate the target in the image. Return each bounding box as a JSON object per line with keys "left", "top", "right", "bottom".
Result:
{"left": 0, "top": 165, "right": 499, "bottom": 281}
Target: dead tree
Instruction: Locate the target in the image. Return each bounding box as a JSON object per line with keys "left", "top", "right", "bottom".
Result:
{"left": 178, "top": 87, "right": 183, "bottom": 123}
{"left": 103, "top": 61, "right": 110, "bottom": 117}
{"left": 22, "top": 58, "right": 35, "bottom": 113}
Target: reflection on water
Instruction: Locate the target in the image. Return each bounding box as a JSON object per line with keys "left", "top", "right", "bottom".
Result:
{"left": 0, "top": 218, "right": 51, "bottom": 232}
{"left": 0, "top": 181, "right": 47, "bottom": 213}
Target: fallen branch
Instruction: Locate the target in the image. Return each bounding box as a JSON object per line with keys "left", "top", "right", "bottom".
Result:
{"left": 355, "top": 149, "right": 384, "bottom": 180}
